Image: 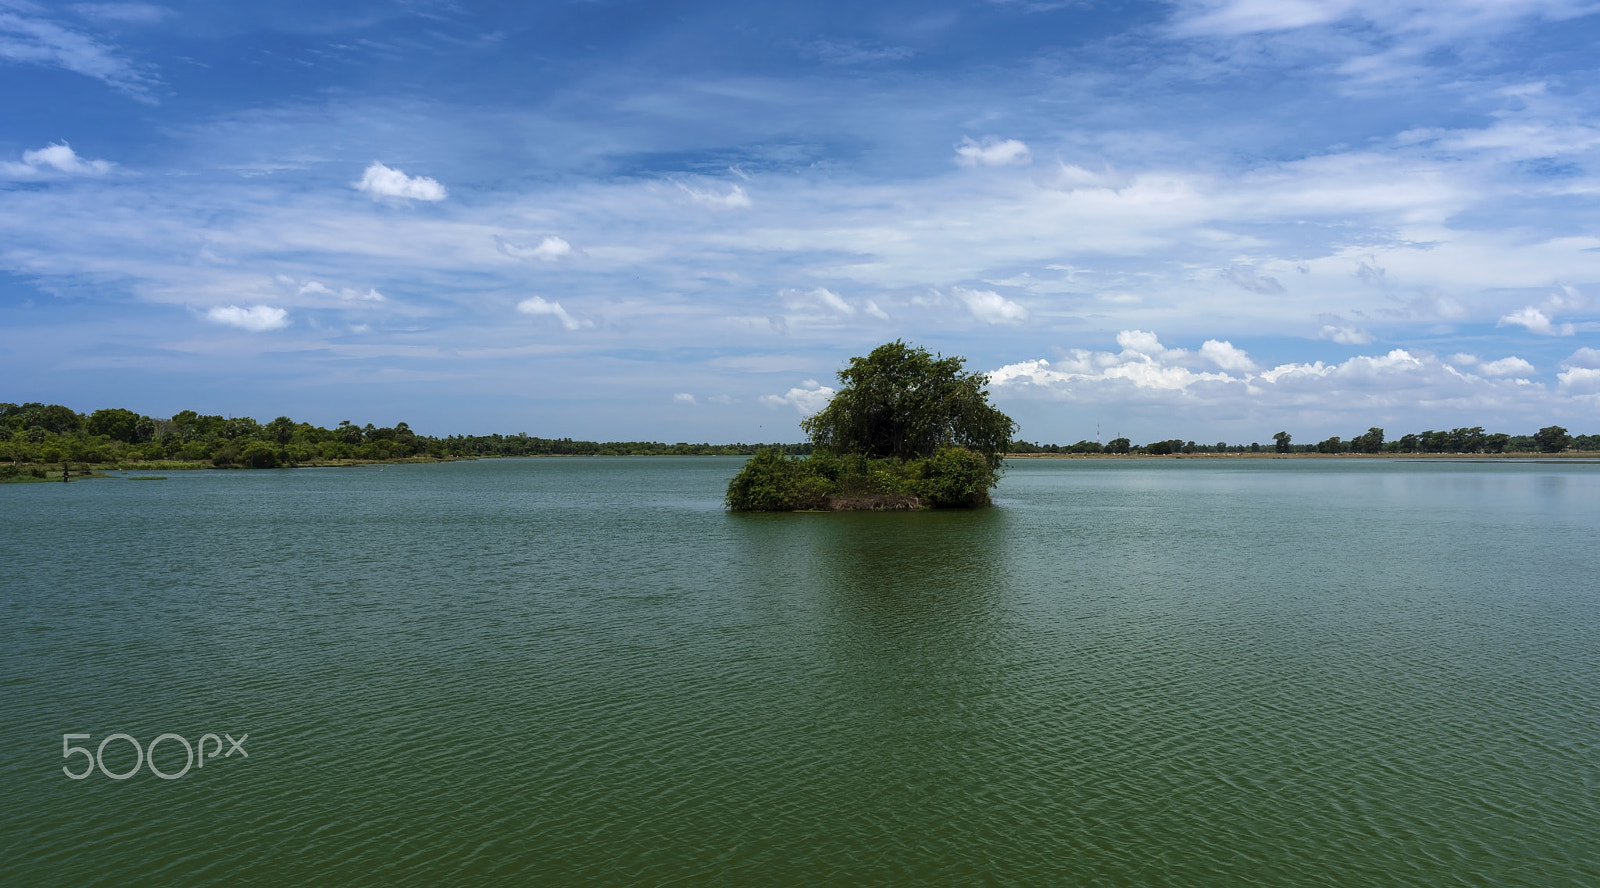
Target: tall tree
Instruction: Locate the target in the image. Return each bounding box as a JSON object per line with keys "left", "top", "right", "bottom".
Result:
{"left": 1534, "top": 426, "right": 1571, "bottom": 453}
{"left": 800, "top": 341, "right": 1016, "bottom": 468}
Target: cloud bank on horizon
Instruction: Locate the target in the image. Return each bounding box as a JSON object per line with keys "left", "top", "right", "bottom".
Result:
{"left": 1, "top": 0, "right": 1599, "bottom": 442}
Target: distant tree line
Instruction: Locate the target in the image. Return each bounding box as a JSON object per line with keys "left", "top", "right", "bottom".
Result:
{"left": 1010, "top": 425, "right": 1594, "bottom": 455}
{"left": 0, "top": 402, "right": 809, "bottom": 474}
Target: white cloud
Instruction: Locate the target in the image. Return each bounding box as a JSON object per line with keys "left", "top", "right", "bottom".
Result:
{"left": 1478, "top": 356, "right": 1536, "bottom": 377}
{"left": 70, "top": 4, "right": 173, "bottom": 25}
{"left": 0, "top": 142, "right": 113, "bottom": 179}
{"left": 496, "top": 234, "right": 571, "bottom": 261}
{"left": 1116, "top": 329, "right": 1168, "bottom": 355}
{"left": 673, "top": 392, "right": 697, "bottom": 405}
{"left": 955, "top": 136, "right": 1031, "bottom": 167}
{"left": 1557, "top": 367, "right": 1600, "bottom": 392}
{"left": 355, "top": 162, "right": 448, "bottom": 202}
{"left": 516, "top": 296, "right": 585, "bottom": 330}
{"left": 863, "top": 299, "right": 890, "bottom": 320}
{"left": 1498, "top": 306, "right": 1574, "bottom": 336}
{"left": 953, "top": 286, "right": 1027, "bottom": 324}
{"left": 677, "top": 181, "right": 751, "bottom": 208}
{"left": 989, "top": 332, "right": 1559, "bottom": 421}
{"left": 1562, "top": 347, "right": 1600, "bottom": 369}
{"left": 0, "top": 7, "right": 157, "bottom": 100}
{"left": 1171, "top": 0, "right": 1598, "bottom": 39}
{"left": 206, "top": 304, "right": 289, "bottom": 332}
{"left": 1040, "top": 162, "right": 1129, "bottom": 192}
{"left": 1199, "top": 339, "right": 1258, "bottom": 371}
{"left": 759, "top": 379, "right": 835, "bottom": 415}
{"left": 298, "top": 280, "right": 385, "bottom": 302}
{"left": 1319, "top": 325, "right": 1374, "bottom": 345}
{"left": 789, "top": 286, "right": 854, "bottom": 316}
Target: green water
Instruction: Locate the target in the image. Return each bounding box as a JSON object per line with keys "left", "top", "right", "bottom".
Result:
{"left": 3, "top": 458, "right": 1597, "bottom": 886}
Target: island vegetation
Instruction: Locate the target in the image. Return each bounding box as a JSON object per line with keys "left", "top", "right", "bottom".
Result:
{"left": 3, "top": 393, "right": 1594, "bottom": 486}
{"left": 725, "top": 341, "right": 1017, "bottom": 511}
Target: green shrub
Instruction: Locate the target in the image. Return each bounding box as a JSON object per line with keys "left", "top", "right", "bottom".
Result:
{"left": 211, "top": 443, "right": 239, "bottom": 467}
{"left": 725, "top": 449, "right": 835, "bottom": 510}
{"left": 240, "top": 441, "right": 280, "bottom": 468}
{"left": 914, "top": 446, "right": 997, "bottom": 508}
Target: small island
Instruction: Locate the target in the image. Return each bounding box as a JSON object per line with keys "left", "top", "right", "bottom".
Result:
{"left": 725, "top": 341, "right": 1017, "bottom": 511}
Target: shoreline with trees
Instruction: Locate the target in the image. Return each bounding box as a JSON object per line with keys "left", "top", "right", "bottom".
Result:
{"left": 4, "top": 400, "right": 1595, "bottom": 484}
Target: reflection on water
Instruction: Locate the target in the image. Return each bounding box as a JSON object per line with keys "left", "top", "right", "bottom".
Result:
{"left": 3, "top": 457, "right": 1599, "bottom": 887}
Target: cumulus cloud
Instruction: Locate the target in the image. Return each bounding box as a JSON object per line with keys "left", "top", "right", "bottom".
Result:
{"left": 496, "top": 234, "right": 571, "bottom": 261}
{"left": 1478, "top": 356, "right": 1536, "bottom": 377}
{"left": 298, "top": 280, "right": 384, "bottom": 302}
{"left": 516, "top": 296, "right": 585, "bottom": 330}
{"left": 1498, "top": 306, "right": 1574, "bottom": 336}
{"left": 1557, "top": 367, "right": 1600, "bottom": 392}
{"left": 355, "top": 162, "right": 448, "bottom": 201}
{"left": 1116, "top": 329, "right": 1168, "bottom": 355}
{"left": 1319, "top": 325, "right": 1374, "bottom": 345}
{"left": 678, "top": 181, "right": 751, "bottom": 208}
{"left": 955, "top": 136, "right": 1031, "bottom": 167}
{"left": 1562, "top": 347, "right": 1600, "bottom": 369}
{"left": 1503, "top": 285, "right": 1589, "bottom": 335}
{"left": 1199, "top": 339, "right": 1258, "bottom": 371}
{"left": 206, "top": 304, "right": 289, "bottom": 332}
{"left": 988, "top": 330, "right": 1555, "bottom": 416}
{"left": 759, "top": 379, "right": 835, "bottom": 415}
{"left": 0, "top": 142, "right": 113, "bottom": 178}
{"left": 953, "top": 286, "right": 1027, "bottom": 324}
{"left": 1222, "top": 266, "right": 1285, "bottom": 295}
{"left": 672, "top": 392, "right": 697, "bottom": 405}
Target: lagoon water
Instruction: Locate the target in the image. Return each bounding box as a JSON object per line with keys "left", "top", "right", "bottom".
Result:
{"left": 3, "top": 457, "right": 1598, "bottom": 886}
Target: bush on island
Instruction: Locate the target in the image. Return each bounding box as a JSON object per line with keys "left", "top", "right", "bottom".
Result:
{"left": 726, "top": 341, "right": 1018, "bottom": 511}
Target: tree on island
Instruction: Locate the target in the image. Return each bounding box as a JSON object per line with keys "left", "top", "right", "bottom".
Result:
{"left": 726, "top": 341, "right": 1018, "bottom": 511}
{"left": 801, "top": 340, "right": 1015, "bottom": 469}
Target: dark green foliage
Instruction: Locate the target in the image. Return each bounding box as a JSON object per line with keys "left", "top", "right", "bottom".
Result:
{"left": 914, "top": 447, "right": 995, "bottom": 508}
{"left": 1273, "top": 431, "right": 1292, "bottom": 453}
{"left": 1535, "top": 425, "right": 1571, "bottom": 453}
{"left": 723, "top": 446, "right": 1000, "bottom": 511}
{"left": 723, "top": 449, "right": 833, "bottom": 511}
{"left": 727, "top": 342, "right": 1014, "bottom": 510}
{"left": 1351, "top": 427, "right": 1384, "bottom": 453}
{"left": 240, "top": 441, "right": 281, "bottom": 468}
{"left": 264, "top": 416, "right": 296, "bottom": 445}
{"left": 86, "top": 408, "right": 141, "bottom": 443}
{"left": 800, "top": 340, "right": 1016, "bottom": 470}
{"left": 1106, "top": 437, "right": 1131, "bottom": 454}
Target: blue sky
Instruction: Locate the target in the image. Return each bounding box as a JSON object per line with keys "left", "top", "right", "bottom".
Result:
{"left": 3, "top": 0, "right": 1600, "bottom": 444}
